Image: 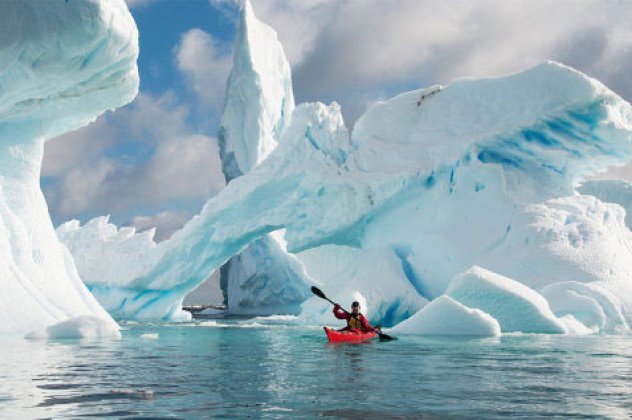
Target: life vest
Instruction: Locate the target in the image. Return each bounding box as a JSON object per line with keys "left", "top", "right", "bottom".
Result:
{"left": 347, "top": 313, "right": 364, "bottom": 330}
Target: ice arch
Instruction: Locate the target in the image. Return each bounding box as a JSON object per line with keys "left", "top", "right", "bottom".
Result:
{"left": 60, "top": 62, "right": 632, "bottom": 331}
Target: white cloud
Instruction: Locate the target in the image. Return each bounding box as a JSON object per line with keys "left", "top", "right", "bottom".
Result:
{"left": 589, "top": 161, "right": 632, "bottom": 184}
{"left": 175, "top": 28, "right": 232, "bottom": 110}
{"left": 43, "top": 92, "right": 225, "bottom": 222}
{"left": 247, "top": 0, "right": 337, "bottom": 66}
{"left": 42, "top": 116, "right": 117, "bottom": 178}
{"left": 210, "top": 0, "right": 337, "bottom": 66}
{"left": 237, "top": 0, "right": 632, "bottom": 126}
{"left": 46, "top": 160, "right": 114, "bottom": 218}
{"left": 133, "top": 133, "right": 223, "bottom": 203}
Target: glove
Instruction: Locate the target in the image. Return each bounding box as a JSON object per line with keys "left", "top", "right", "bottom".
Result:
{"left": 334, "top": 303, "right": 341, "bottom": 310}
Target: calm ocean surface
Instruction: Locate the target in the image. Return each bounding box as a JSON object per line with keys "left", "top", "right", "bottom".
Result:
{"left": 1, "top": 317, "right": 631, "bottom": 418}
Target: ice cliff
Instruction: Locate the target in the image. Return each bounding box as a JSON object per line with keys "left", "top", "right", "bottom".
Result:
{"left": 0, "top": 0, "right": 138, "bottom": 336}
{"left": 57, "top": 5, "right": 632, "bottom": 335}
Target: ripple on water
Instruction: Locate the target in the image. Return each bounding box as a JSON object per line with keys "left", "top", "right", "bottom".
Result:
{"left": 1, "top": 322, "right": 632, "bottom": 418}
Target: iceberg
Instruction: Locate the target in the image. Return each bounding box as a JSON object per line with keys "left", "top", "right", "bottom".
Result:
{"left": 391, "top": 295, "right": 501, "bottom": 337}
{"left": 446, "top": 266, "right": 566, "bottom": 334}
{"left": 63, "top": 60, "right": 632, "bottom": 333}
{"left": 541, "top": 281, "right": 629, "bottom": 333}
{"left": 0, "top": 0, "right": 138, "bottom": 336}
{"left": 57, "top": 4, "right": 632, "bottom": 334}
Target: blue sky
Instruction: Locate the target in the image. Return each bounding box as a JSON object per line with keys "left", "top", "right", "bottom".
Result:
{"left": 133, "top": 0, "right": 233, "bottom": 119}
{"left": 42, "top": 0, "right": 632, "bottom": 239}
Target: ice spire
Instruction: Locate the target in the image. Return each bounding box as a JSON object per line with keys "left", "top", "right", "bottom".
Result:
{"left": 217, "top": 0, "right": 309, "bottom": 314}
{"left": 218, "top": 0, "right": 295, "bottom": 181}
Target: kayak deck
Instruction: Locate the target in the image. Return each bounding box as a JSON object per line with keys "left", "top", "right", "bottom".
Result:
{"left": 324, "top": 327, "right": 377, "bottom": 343}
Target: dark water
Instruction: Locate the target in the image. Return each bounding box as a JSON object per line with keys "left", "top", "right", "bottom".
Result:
{"left": 1, "top": 317, "right": 632, "bottom": 418}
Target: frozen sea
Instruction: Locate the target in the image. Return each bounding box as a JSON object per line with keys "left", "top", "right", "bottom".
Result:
{"left": 1, "top": 317, "right": 631, "bottom": 418}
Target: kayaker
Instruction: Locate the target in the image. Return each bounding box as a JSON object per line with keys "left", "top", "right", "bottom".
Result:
{"left": 333, "top": 301, "right": 380, "bottom": 333}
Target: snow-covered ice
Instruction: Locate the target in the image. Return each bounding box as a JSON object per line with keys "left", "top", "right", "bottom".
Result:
{"left": 0, "top": 0, "right": 138, "bottom": 336}
{"left": 446, "top": 266, "right": 567, "bottom": 334}
{"left": 56, "top": 216, "right": 182, "bottom": 320}
{"left": 541, "top": 281, "right": 629, "bottom": 333}
{"left": 391, "top": 295, "right": 501, "bottom": 337}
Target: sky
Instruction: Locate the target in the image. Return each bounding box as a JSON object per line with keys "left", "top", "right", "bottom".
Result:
{"left": 42, "top": 0, "right": 632, "bottom": 240}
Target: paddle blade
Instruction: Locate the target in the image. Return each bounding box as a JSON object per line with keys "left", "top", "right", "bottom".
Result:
{"left": 311, "top": 286, "right": 327, "bottom": 300}
{"left": 378, "top": 332, "right": 396, "bottom": 341}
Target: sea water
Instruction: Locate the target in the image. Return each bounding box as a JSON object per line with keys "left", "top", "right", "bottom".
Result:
{"left": 1, "top": 317, "right": 631, "bottom": 418}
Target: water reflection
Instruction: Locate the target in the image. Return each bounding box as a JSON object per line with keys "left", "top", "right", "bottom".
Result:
{"left": 0, "top": 336, "right": 125, "bottom": 417}
{"left": 1, "top": 323, "right": 632, "bottom": 418}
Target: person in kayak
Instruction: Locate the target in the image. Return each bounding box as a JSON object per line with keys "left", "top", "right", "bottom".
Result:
{"left": 333, "top": 301, "right": 380, "bottom": 333}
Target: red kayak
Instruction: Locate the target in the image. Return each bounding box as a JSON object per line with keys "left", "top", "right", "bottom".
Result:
{"left": 324, "top": 327, "right": 377, "bottom": 343}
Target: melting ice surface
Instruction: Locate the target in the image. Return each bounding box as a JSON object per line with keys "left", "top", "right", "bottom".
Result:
{"left": 55, "top": 3, "right": 632, "bottom": 335}
{"left": 0, "top": 0, "right": 138, "bottom": 337}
